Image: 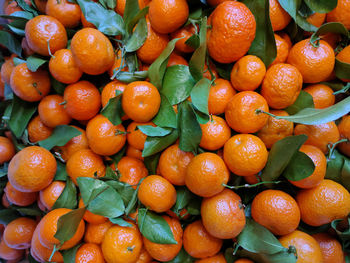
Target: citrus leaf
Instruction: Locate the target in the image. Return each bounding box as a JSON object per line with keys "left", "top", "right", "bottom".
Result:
{"left": 115, "top": 70, "right": 148, "bottom": 83}
{"left": 125, "top": 17, "right": 148, "bottom": 52}
{"left": 185, "top": 34, "right": 200, "bottom": 49}
{"left": 123, "top": 0, "right": 140, "bottom": 33}
{"left": 165, "top": 247, "right": 194, "bottom": 263}
{"left": 0, "top": 30, "right": 22, "bottom": 58}
{"left": 341, "top": 158, "right": 350, "bottom": 191}
{"left": 62, "top": 244, "right": 82, "bottom": 263}
{"left": 310, "top": 22, "right": 349, "bottom": 44}
{"left": 100, "top": 90, "right": 123, "bottom": 125}
{"left": 106, "top": 181, "right": 135, "bottom": 207}
{"left": 100, "top": 0, "right": 116, "bottom": 9}
{"left": 52, "top": 178, "right": 77, "bottom": 210}
{"left": 54, "top": 161, "right": 68, "bottom": 181}
{"left": 237, "top": 248, "right": 297, "bottom": 263}
{"left": 137, "top": 125, "right": 172, "bottom": 137}
{"left": 142, "top": 129, "right": 179, "bottom": 157}
{"left": 283, "top": 151, "right": 315, "bottom": 181}
{"left": 8, "top": 25, "right": 25, "bottom": 36}
{"left": 0, "top": 209, "right": 19, "bottom": 225}
{"left": 144, "top": 153, "right": 161, "bottom": 175}
{"left": 331, "top": 217, "right": 350, "bottom": 252}
{"left": 335, "top": 58, "right": 350, "bottom": 80}
{"left": 15, "top": 0, "right": 39, "bottom": 15}
{"left": 124, "top": 181, "right": 139, "bottom": 215}
{"left": 77, "top": 177, "right": 109, "bottom": 205}
{"left": 190, "top": 78, "right": 211, "bottom": 115}
{"left": 326, "top": 149, "right": 345, "bottom": 183}
{"left": 137, "top": 208, "right": 177, "bottom": 244}
{"left": 285, "top": 90, "right": 314, "bottom": 115}
{"left": 152, "top": 94, "right": 177, "bottom": 128}
{"left": 51, "top": 78, "right": 66, "bottom": 95}
{"left": 0, "top": 163, "right": 8, "bottom": 178}
{"left": 12, "top": 204, "right": 43, "bottom": 216}
{"left": 172, "top": 187, "right": 193, "bottom": 214}
{"left": 109, "top": 217, "right": 133, "bottom": 227}
{"left": 26, "top": 55, "right": 47, "bottom": 72}
{"left": 304, "top": 0, "right": 338, "bottom": 13}
{"left": 38, "top": 125, "right": 82, "bottom": 150}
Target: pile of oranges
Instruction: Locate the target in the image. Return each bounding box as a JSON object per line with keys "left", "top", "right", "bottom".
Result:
{"left": 0, "top": 0, "right": 350, "bottom": 262}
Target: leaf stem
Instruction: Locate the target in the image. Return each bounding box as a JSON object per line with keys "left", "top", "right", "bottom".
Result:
{"left": 223, "top": 180, "right": 283, "bottom": 190}
{"left": 327, "top": 139, "right": 348, "bottom": 160}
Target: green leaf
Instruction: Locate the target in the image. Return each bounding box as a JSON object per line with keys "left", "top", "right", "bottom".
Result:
{"left": 62, "top": 244, "right": 82, "bottom": 263}
{"left": 237, "top": 218, "right": 285, "bottom": 254}
{"left": 331, "top": 217, "right": 350, "bottom": 251}
{"left": 115, "top": 70, "right": 148, "bottom": 83}
{"left": 237, "top": 248, "right": 297, "bottom": 263}
{"left": 125, "top": 7, "right": 149, "bottom": 36}
{"left": 0, "top": 209, "right": 19, "bottom": 225}
{"left": 161, "top": 65, "right": 196, "bottom": 105}
{"left": 51, "top": 78, "right": 66, "bottom": 95}
{"left": 137, "top": 125, "right": 172, "bottom": 137}
{"left": 326, "top": 149, "right": 344, "bottom": 183}
{"left": 213, "top": 62, "right": 233, "bottom": 80}
{"left": 285, "top": 90, "right": 314, "bottom": 115}
{"left": 148, "top": 38, "right": 179, "bottom": 89}
{"left": 54, "top": 207, "right": 86, "bottom": 245}
{"left": 125, "top": 17, "right": 148, "bottom": 52}
{"left": 52, "top": 178, "right": 77, "bottom": 210}
{"left": 185, "top": 34, "right": 200, "bottom": 49}
{"left": 261, "top": 135, "right": 308, "bottom": 182}
{"left": 110, "top": 145, "right": 127, "bottom": 166}
{"left": 38, "top": 125, "right": 82, "bottom": 150}
{"left": 310, "top": 22, "right": 349, "bottom": 44}
{"left": 0, "top": 30, "right": 22, "bottom": 56}
{"left": 178, "top": 101, "right": 202, "bottom": 153}
{"left": 106, "top": 181, "right": 135, "bottom": 208}
{"left": 13, "top": 57, "right": 26, "bottom": 66}
{"left": 165, "top": 247, "right": 194, "bottom": 263}
{"left": 144, "top": 153, "right": 161, "bottom": 175}
{"left": 341, "top": 158, "right": 350, "bottom": 191}
{"left": 123, "top": 0, "right": 140, "bottom": 33}
{"left": 77, "top": 0, "right": 125, "bottom": 36}
{"left": 12, "top": 204, "right": 43, "bottom": 216}
{"left": 0, "top": 163, "right": 8, "bottom": 178}
{"left": 77, "top": 177, "right": 110, "bottom": 205}
{"left": 152, "top": 94, "right": 177, "bottom": 128}
{"left": 335, "top": 58, "right": 350, "bottom": 80}
{"left": 100, "top": 0, "right": 116, "bottom": 9}
{"left": 190, "top": 78, "right": 211, "bottom": 115}
{"left": 109, "top": 217, "right": 133, "bottom": 227}
{"left": 283, "top": 151, "right": 315, "bottom": 181}
{"left": 100, "top": 90, "right": 123, "bottom": 125}
{"left": 304, "top": 0, "right": 338, "bottom": 13}
{"left": 137, "top": 208, "right": 177, "bottom": 244}
{"left": 26, "top": 55, "right": 47, "bottom": 72}
{"left": 15, "top": 0, "right": 39, "bottom": 15}
{"left": 189, "top": 17, "right": 207, "bottom": 81}
{"left": 243, "top": 0, "right": 277, "bottom": 67}
{"left": 124, "top": 181, "right": 139, "bottom": 215}
{"left": 9, "top": 95, "right": 36, "bottom": 138}
{"left": 54, "top": 161, "right": 68, "bottom": 181}
{"left": 142, "top": 129, "right": 179, "bottom": 157}
{"left": 172, "top": 187, "right": 193, "bottom": 214}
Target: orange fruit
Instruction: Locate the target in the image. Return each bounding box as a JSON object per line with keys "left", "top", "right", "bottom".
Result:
{"left": 251, "top": 190, "right": 300, "bottom": 236}
{"left": 234, "top": 259, "right": 254, "bottom": 263}
{"left": 201, "top": 189, "right": 246, "bottom": 239}
{"left": 158, "top": 144, "right": 194, "bottom": 186}
{"left": 195, "top": 253, "right": 227, "bottom": 263}
{"left": 294, "top": 122, "right": 340, "bottom": 154}
{"left": 136, "top": 247, "right": 153, "bottom": 263}
{"left": 269, "top": 0, "right": 291, "bottom": 31}
{"left": 289, "top": 145, "right": 327, "bottom": 189}
{"left": 25, "top": 15, "right": 67, "bottom": 56}
{"left": 199, "top": 116, "right": 231, "bottom": 151}
{"left": 336, "top": 45, "right": 350, "bottom": 82}
{"left": 63, "top": 80, "right": 101, "bottom": 121}
{"left": 108, "top": 49, "right": 129, "bottom": 78}
{"left": 126, "top": 145, "right": 144, "bottom": 161}
{"left": 101, "top": 222, "right": 143, "bottom": 263}
{"left": 167, "top": 53, "right": 189, "bottom": 67}
{"left": 287, "top": 39, "right": 335, "bottom": 83}
{"left": 8, "top": 146, "right": 56, "bottom": 192}
{"left": 34, "top": 0, "right": 47, "bottom": 13}
{"left": 257, "top": 110, "right": 294, "bottom": 149}
{"left": 261, "top": 63, "right": 303, "bottom": 109}
{"left": 143, "top": 216, "right": 183, "bottom": 262}
{"left": 0, "top": 238, "right": 24, "bottom": 261}
{"left": 185, "top": 152, "right": 229, "bottom": 197}
{"left": 39, "top": 181, "right": 66, "bottom": 211}
{"left": 66, "top": 149, "right": 106, "bottom": 185}
{"left": 271, "top": 33, "right": 290, "bottom": 65}
{"left": 121, "top": 81, "right": 161, "bottom": 123}
{"left": 136, "top": 18, "right": 169, "bottom": 64}
{"left": 79, "top": 198, "right": 107, "bottom": 224}
{"left": 38, "top": 208, "right": 85, "bottom": 250}
{"left": 207, "top": 1, "right": 256, "bottom": 63}
{"left": 208, "top": 78, "right": 236, "bottom": 115}
{"left": 49, "top": 49, "right": 83, "bottom": 84}
{"left": 27, "top": 115, "right": 54, "bottom": 143}
{"left": 10, "top": 63, "right": 50, "bottom": 102}
{"left": 279, "top": 230, "right": 323, "bottom": 263}
{"left": 138, "top": 175, "right": 176, "bottom": 212}
{"left": 0, "top": 136, "right": 15, "bottom": 164}
{"left": 2, "top": 193, "right": 10, "bottom": 208}
{"left": 86, "top": 114, "right": 126, "bottom": 156}
{"left": 297, "top": 179, "right": 350, "bottom": 226}
{"left": 115, "top": 0, "right": 149, "bottom": 16}
{"left": 306, "top": 13, "right": 326, "bottom": 28}
{"left": 4, "top": 182, "right": 38, "bottom": 206}
{"left": 45, "top": 0, "right": 81, "bottom": 28}
{"left": 101, "top": 80, "right": 127, "bottom": 108}
{"left": 38, "top": 94, "right": 72, "bottom": 128}
{"left": 81, "top": 13, "right": 95, "bottom": 28}
{"left": 312, "top": 233, "right": 345, "bottom": 263}
{"left": 4, "top": 1, "right": 23, "bottom": 17}
{"left": 75, "top": 243, "right": 104, "bottom": 263}
{"left": 304, "top": 84, "right": 335, "bottom": 109}
{"left": 224, "top": 134, "right": 268, "bottom": 176}
{"left": 3, "top": 217, "right": 37, "bottom": 249}
{"left": 84, "top": 221, "right": 113, "bottom": 245}
{"left": 126, "top": 121, "right": 155, "bottom": 150}
{"left": 279, "top": 32, "right": 293, "bottom": 50}
{"left": 327, "top": 0, "right": 350, "bottom": 30}
{"left": 148, "top": 0, "right": 188, "bottom": 34}
{"left": 230, "top": 55, "right": 266, "bottom": 91}
{"left": 171, "top": 24, "right": 196, "bottom": 53}
{"left": 225, "top": 91, "right": 269, "bottom": 133}
{"left": 1, "top": 54, "right": 16, "bottom": 84}
{"left": 117, "top": 156, "right": 148, "bottom": 187}
{"left": 183, "top": 220, "right": 223, "bottom": 259}
{"left": 338, "top": 115, "right": 350, "bottom": 157}
{"left": 203, "top": 62, "right": 219, "bottom": 80}
{"left": 71, "top": 28, "right": 115, "bottom": 75}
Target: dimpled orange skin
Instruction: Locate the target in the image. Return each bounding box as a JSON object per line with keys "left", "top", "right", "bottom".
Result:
{"left": 279, "top": 230, "right": 323, "bottom": 263}
{"left": 224, "top": 134, "right": 268, "bottom": 177}
{"left": 230, "top": 55, "right": 266, "bottom": 91}
{"left": 195, "top": 253, "right": 227, "bottom": 263}
{"left": 8, "top": 146, "right": 56, "bottom": 193}
{"left": 143, "top": 216, "right": 183, "bottom": 262}
{"left": 27, "top": 115, "right": 53, "bottom": 143}
{"left": 159, "top": 144, "right": 194, "bottom": 186}
{"left": 208, "top": 78, "right": 236, "bottom": 115}
{"left": 3, "top": 217, "right": 37, "bottom": 249}
{"left": 84, "top": 221, "right": 113, "bottom": 245}
{"left": 251, "top": 190, "right": 300, "bottom": 236}
{"left": 234, "top": 259, "right": 254, "bottom": 263}
{"left": 79, "top": 198, "right": 107, "bottom": 224}
{"left": 1, "top": 55, "right": 15, "bottom": 84}
{"left": 75, "top": 243, "right": 105, "bottom": 263}
{"left": 4, "top": 182, "right": 38, "bottom": 206}
{"left": 39, "top": 181, "right": 66, "bottom": 211}
{"left": 63, "top": 80, "right": 101, "bottom": 121}
{"left": 136, "top": 247, "right": 153, "bottom": 263}
{"left": 186, "top": 153, "right": 229, "bottom": 198}
{"left": 101, "top": 222, "right": 143, "bottom": 263}
{"left": 117, "top": 156, "right": 148, "bottom": 187}
{"left": 10, "top": 63, "right": 50, "bottom": 102}
{"left": 271, "top": 33, "right": 290, "bottom": 65}
{"left": 66, "top": 149, "right": 106, "bottom": 185}
{"left": 269, "top": 0, "right": 291, "bottom": 31}
{"left": 71, "top": 28, "right": 115, "bottom": 75}
{"left": 257, "top": 110, "right": 294, "bottom": 149}
{"left": 126, "top": 145, "right": 144, "bottom": 161}
{"left": 201, "top": 189, "right": 246, "bottom": 239}
{"left": 294, "top": 122, "right": 340, "bottom": 154}
{"left": 148, "top": 0, "right": 188, "bottom": 34}
{"left": 171, "top": 25, "right": 196, "bottom": 53}
{"left": 49, "top": 49, "right": 83, "bottom": 84}
{"left": 289, "top": 145, "right": 327, "bottom": 189}
{"left": 304, "top": 84, "right": 335, "bottom": 109}
{"left": 0, "top": 238, "right": 24, "bottom": 261}
{"left": 101, "top": 80, "right": 127, "bottom": 107}
{"left": 306, "top": 13, "right": 326, "bottom": 28}
{"left": 126, "top": 122, "right": 155, "bottom": 150}
{"left": 327, "top": 0, "right": 350, "bottom": 29}
{"left": 183, "top": 220, "right": 223, "bottom": 259}
{"left": 25, "top": 15, "right": 67, "bottom": 56}
{"left": 38, "top": 95, "right": 72, "bottom": 128}
{"left": 86, "top": 114, "right": 126, "bottom": 156}
{"left": 338, "top": 116, "right": 350, "bottom": 157}
{"left": 287, "top": 39, "right": 335, "bottom": 83}
{"left": 297, "top": 179, "right": 350, "bottom": 226}
{"left": 138, "top": 175, "right": 177, "bottom": 212}
{"left": 122, "top": 81, "right": 161, "bottom": 123}
{"left": 199, "top": 116, "right": 231, "bottom": 151}
{"left": 336, "top": 45, "right": 350, "bottom": 82}
{"left": 207, "top": 1, "right": 256, "bottom": 63}
{"left": 312, "top": 233, "right": 345, "bottom": 263}
{"left": 167, "top": 53, "right": 188, "bottom": 67}
{"left": 225, "top": 91, "right": 269, "bottom": 133}
{"left": 46, "top": 0, "right": 81, "bottom": 28}
{"left": 0, "top": 136, "right": 15, "bottom": 164}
